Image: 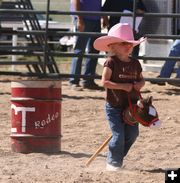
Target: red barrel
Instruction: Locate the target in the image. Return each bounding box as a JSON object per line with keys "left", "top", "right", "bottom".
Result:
{"left": 11, "top": 80, "right": 61, "bottom": 153}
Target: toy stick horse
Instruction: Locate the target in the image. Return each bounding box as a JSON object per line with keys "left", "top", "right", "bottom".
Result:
{"left": 86, "top": 95, "right": 161, "bottom": 167}
{"left": 123, "top": 95, "right": 161, "bottom": 128}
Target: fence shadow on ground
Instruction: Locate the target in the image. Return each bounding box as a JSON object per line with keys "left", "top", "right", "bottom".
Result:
{"left": 62, "top": 94, "right": 104, "bottom": 100}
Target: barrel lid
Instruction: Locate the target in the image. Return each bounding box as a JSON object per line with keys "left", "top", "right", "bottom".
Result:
{"left": 11, "top": 80, "right": 61, "bottom": 88}
{"left": 11, "top": 97, "right": 62, "bottom": 101}
{"left": 10, "top": 134, "right": 62, "bottom": 138}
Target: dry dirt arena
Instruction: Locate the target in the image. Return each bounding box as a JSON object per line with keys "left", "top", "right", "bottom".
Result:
{"left": 0, "top": 73, "right": 180, "bottom": 183}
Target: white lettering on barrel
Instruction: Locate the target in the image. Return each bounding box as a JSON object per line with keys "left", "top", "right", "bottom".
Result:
{"left": 34, "top": 112, "right": 59, "bottom": 129}
{"left": 11, "top": 104, "right": 36, "bottom": 133}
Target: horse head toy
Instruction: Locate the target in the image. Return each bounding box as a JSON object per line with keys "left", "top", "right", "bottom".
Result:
{"left": 123, "top": 95, "right": 161, "bottom": 129}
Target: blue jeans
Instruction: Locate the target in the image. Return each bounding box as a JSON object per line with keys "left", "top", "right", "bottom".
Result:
{"left": 69, "top": 19, "right": 101, "bottom": 85}
{"left": 105, "top": 103, "right": 139, "bottom": 167}
{"left": 160, "top": 40, "right": 180, "bottom": 78}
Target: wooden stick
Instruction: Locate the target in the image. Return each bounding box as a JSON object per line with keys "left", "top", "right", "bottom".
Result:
{"left": 85, "top": 135, "right": 112, "bottom": 167}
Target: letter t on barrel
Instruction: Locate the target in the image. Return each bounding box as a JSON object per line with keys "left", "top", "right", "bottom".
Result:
{"left": 11, "top": 104, "right": 35, "bottom": 133}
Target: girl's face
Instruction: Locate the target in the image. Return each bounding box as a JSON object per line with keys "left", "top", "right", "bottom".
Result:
{"left": 108, "top": 42, "right": 134, "bottom": 57}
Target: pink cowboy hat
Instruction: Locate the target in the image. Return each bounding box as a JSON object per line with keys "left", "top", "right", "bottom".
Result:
{"left": 94, "top": 23, "right": 146, "bottom": 52}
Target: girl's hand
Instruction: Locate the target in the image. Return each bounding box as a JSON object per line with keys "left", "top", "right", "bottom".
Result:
{"left": 133, "top": 74, "right": 145, "bottom": 91}
{"left": 133, "top": 81, "right": 144, "bottom": 91}
{"left": 123, "top": 83, "right": 133, "bottom": 92}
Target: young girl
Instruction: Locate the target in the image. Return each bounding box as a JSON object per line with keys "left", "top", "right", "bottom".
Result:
{"left": 93, "top": 23, "right": 146, "bottom": 171}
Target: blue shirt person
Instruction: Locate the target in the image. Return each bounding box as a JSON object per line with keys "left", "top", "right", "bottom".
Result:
{"left": 69, "top": 0, "right": 107, "bottom": 90}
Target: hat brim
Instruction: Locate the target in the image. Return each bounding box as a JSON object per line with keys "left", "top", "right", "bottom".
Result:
{"left": 93, "top": 36, "right": 146, "bottom": 52}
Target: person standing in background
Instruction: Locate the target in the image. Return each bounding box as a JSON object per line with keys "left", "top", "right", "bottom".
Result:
{"left": 151, "top": 39, "right": 180, "bottom": 87}
{"left": 102, "top": 0, "right": 146, "bottom": 30}
{"left": 69, "top": 0, "right": 108, "bottom": 90}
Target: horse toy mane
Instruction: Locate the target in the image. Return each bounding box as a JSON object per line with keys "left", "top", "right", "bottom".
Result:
{"left": 123, "top": 95, "right": 161, "bottom": 128}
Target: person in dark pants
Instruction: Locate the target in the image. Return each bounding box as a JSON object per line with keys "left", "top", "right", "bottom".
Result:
{"left": 69, "top": 0, "right": 108, "bottom": 90}
{"left": 102, "top": 0, "right": 146, "bottom": 58}
{"left": 151, "top": 39, "right": 180, "bottom": 87}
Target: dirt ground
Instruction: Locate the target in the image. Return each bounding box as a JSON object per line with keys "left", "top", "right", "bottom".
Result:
{"left": 0, "top": 72, "right": 180, "bottom": 183}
